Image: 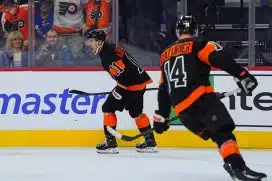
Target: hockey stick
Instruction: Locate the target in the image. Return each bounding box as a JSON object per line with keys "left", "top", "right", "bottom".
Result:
{"left": 169, "top": 124, "right": 272, "bottom": 128}
{"left": 69, "top": 88, "right": 158, "bottom": 96}
{"left": 106, "top": 87, "right": 241, "bottom": 142}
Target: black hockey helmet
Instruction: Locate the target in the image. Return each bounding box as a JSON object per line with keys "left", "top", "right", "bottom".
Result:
{"left": 176, "top": 15, "right": 197, "bottom": 35}
{"left": 84, "top": 29, "right": 106, "bottom": 42}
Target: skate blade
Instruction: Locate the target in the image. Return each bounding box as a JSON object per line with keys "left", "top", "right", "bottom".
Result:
{"left": 96, "top": 148, "right": 119, "bottom": 154}
{"left": 231, "top": 175, "right": 267, "bottom": 181}
{"left": 136, "top": 147, "right": 158, "bottom": 153}
{"left": 260, "top": 177, "right": 268, "bottom": 181}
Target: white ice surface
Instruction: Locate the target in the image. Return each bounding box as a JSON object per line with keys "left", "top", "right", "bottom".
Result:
{"left": 0, "top": 148, "right": 271, "bottom": 181}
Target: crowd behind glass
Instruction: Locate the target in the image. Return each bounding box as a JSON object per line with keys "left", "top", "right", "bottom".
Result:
{"left": 0, "top": 0, "right": 271, "bottom": 68}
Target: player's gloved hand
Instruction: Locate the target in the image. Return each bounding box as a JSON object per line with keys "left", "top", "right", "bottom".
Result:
{"left": 153, "top": 111, "right": 169, "bottom": 134}
{"left": 235, "top": 70, "right": 258, "bottom": 95}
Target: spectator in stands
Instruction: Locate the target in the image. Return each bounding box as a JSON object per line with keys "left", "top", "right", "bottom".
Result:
{"left": 1, "top": 0, "right": 28, "bottom": 40}
{"left": 0, "top": 31, "right": 28, "bottom": 67}
{"left": 52, "top": 0, "right": 88, "bottom": 61}
{"left": 83, "top": 0, "right": 112, "bottom": 37}
{"left": 261, "top": 0, "right": 269, "bottom": 7}
{"left": 35, "top": 29, "right": 74, "bottom": 67}
{"left": 160, "top": 0, "right": 178, "bottom": 50}
{"left": 204, "top": 0, "right": 219, "bottom": 32}
{"left": 119, "top": 0, "right": 162, "bottom": 52}
{"left": 0, "top": 15, "right": 5, "bottom": 49}
{"left": 77, "top": 0, "right": 112, "bottom": 64}
{"left": 119, "top": 0, "right": 176, "bottom": 52}
{"left": 34, "top": 0, "right": 53, "bottom": 45}
{"left": 21, "top": 0, "right": 28, "bottom": 4}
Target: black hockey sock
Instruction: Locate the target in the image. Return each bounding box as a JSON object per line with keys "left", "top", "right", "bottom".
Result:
{"left": 139, "top": 125, "right": 156, "bottom": 142}
{"left": 138, "top": 125, "right": 152, "bottom": 133}
{"left": 224, "top": 154, "right": 245, "bottom": 169}
{"left": 104, "top": 125, "right": 116, "bottom": 138}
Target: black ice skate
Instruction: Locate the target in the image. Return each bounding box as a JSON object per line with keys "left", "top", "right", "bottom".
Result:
{"left": 96, "top": 137, "right": 119, "bottom": 154}
{"left": 136, "top": 134, "right": 158, "bottom": 153}
{"left": 223, "top": 163, "right": 267, "bottom": 181}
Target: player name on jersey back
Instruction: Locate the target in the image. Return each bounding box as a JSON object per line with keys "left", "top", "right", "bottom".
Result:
{"left": 160, "top": 41, "right": 193, "bottom": 64}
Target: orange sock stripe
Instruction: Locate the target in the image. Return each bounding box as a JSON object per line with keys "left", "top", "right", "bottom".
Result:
{"left": 103, "top": 113, "right": 117, "bottom": 126}
{"left": 220, "top": 140, "right": 241, "bottom": 159}
{"left": 135, "top": 113, "right": 150, "bottom": 128}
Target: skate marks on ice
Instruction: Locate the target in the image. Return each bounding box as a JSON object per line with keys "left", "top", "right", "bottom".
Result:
{"left": 0, "top": 148, "right": 269, "bottom": 181}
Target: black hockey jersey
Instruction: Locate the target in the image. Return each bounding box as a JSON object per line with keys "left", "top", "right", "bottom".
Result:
{"left": 158, "top": 36, "right": 246, "bottom": 117}
{"left": 99, "top": 42, "right": 152, "bottom": 91}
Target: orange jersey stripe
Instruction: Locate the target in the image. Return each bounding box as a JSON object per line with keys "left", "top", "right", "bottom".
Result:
{"left": 117, "top": 79, "right": 153, "bottom": 91}
{"left": 52, "top": 25, "right": 79, "bottom": 33}
{"left": 174, "top": 86, "right": 214, "bottom": 115}
{"left": 198, "top": 42, "right": 217, "bottom": 65}
{"left": 239, "top": 70, "right": 246, "bottom": 77}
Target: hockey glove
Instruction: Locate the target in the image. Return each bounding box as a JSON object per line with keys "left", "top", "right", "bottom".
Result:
{"left": 235, "top": 70, "right": 258, "bottom": 95}
{"left": 153, "top": 111, "right": 169, "bottom": 134}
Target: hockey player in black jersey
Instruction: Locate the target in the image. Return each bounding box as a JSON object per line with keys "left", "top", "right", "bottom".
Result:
{"left": 152, "top": 15, "right": 267, "bottom": 181}
{"left": 84, "top": 29, "right": 157, "bottom": 154}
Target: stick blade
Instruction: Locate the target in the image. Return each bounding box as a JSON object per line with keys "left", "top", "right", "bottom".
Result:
{"left": 106, "top": 126, "right": 138, "bottom": 142}
{"left": 121, "top": 135, "right": 135, "bottom": 142}
{"left": 106, "top": 126, "right": 123, "bottom": 139}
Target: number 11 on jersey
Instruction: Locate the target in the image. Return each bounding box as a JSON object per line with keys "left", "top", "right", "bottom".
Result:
{"left": 164, "top": 55, "right": 187, "bottom": 92}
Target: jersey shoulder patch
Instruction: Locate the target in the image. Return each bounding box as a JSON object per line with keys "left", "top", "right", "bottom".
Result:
{"left": 114, "top": 44, "right": 125, "bottom": 58}
{"left": 207, "top": 41, "right": 223, "bottom": 51}
{"left": 194, "top": 37, "right": 223, "bottom": 52}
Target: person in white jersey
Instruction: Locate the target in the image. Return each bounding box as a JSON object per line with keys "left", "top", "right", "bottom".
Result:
{"left": 52, "top": 0, "right": 88, "bottom": 61}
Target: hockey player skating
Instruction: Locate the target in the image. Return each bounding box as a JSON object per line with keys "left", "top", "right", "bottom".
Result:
{"left": 84, "top": 29, "right": 157, "bottom": 154}
{"left": 152, "top": 15, "right": 267, "bottom": 181}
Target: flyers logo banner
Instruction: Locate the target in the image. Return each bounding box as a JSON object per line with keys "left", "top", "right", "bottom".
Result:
{"left": 17, "top": 19, "right": 24, "bottom": 28}
{"left": 59, "top": 2, "right": 78, "bottom": 15}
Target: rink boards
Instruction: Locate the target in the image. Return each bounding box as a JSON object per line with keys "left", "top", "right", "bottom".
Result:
{"left": 0, "top": 70, "right": 271, "bottom": 148}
